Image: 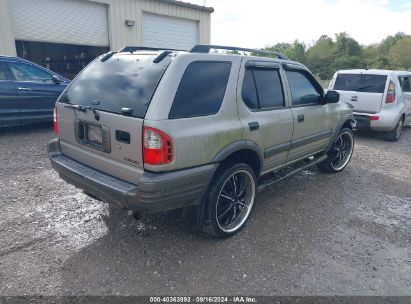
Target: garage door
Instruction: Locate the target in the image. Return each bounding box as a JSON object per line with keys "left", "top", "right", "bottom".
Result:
{"left": 10, "top": 0, "right": 109, "bottom": 46}
{"left": 143, "top": 13, "right": 198, "bottom": 50}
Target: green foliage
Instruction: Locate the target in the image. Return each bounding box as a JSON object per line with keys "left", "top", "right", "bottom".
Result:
{"left": 262, "top": 32, "right": 411, "bottom": 80}
{"left": 389, "top": 36, "right": 411, "bottom": 69}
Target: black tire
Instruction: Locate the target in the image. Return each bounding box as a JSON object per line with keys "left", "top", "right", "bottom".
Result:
{"left": 317, "top": 128, "right": 354, "bottom": 173}
{"left": 201, "top": 163, "right": 257, "bottom": 238}
{"left": 386, "top": 118, "right": 404, "bottom": 142}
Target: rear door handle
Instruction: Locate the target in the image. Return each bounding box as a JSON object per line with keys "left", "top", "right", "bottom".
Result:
{"left": 297, "top": 115, "right": 305, "bottom": 123}
{"left": 17, "top": 87, "right": 32, "bottom": 91}
{"left": 248, "top": 122, "right": 259, "bottom": 131}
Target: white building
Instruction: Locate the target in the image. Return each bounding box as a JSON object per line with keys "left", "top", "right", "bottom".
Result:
{"left": 0, "top": 0, "right": 213, "bottom": 77}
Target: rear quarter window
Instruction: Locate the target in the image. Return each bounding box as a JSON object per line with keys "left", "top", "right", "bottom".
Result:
{"left": 334, "top": 74, "right": 387, "bottom": 93}
{"left": 168, "top": 61, "right": 231, "bottom": 119}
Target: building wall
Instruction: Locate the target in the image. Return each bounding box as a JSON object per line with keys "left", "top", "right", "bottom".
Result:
{"left": 0, "top": 0, "right": 211, "bottom": 55}
{"left": 0, "top": 0, "right": 17, "bottom": 56}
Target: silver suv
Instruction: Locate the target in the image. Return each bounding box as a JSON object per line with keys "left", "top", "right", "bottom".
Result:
{"left": 48, "top": 45, "right": 355, "bottom": 237}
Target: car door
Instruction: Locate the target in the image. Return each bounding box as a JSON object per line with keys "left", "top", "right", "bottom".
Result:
{"left": 398, "top": 75, "right": 411, "bottom": 124}
{"left": 0, "top": 60, "right": 19, "bottom": 127}
{"left": 237, "top": 60, "right": 294, "bottom": 174}
{"left": 7, "top": 60, "right": 64, "bottom": 123}
{"left": 284, "top": 65, "right": 332, "bottom": 162}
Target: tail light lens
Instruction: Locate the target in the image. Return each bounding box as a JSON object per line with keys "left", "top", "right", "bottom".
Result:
{"left": 386, "top": 81, "right": 396, "bottom": 103}
{"left": 53, "top": 107, "right": 58, "bottom": 134}
{"left": 143, "top": 127, "right": 173, "bottom": 165}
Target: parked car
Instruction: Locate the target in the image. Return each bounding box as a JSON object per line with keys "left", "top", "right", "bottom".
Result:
{"left": 0, "top": 56, "right": 69, "bottom": 127}
{"left": 328, "top": 69, "right": 411, "bottom": 141}
{"left": 48, "top": 45, "right": 355, "bottom": 238}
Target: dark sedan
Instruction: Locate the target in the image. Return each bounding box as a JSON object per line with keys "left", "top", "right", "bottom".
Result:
{"left": 0, "top": 56, "right": 69, "bottom": 127}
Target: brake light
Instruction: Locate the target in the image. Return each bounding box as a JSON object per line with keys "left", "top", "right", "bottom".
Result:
{"left": 143, "top": 127, "right": 173, "bottom": 165}
{"left": 369, "top": 116, "right": 380, "bottom": 121}
{"left": 53, "top": 107, "right": 58, "bottom": 134}
{"left": 386, "top": 81, "right": 395, "bottom": 103}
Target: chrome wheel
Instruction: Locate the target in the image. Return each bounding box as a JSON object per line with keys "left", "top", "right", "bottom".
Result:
{"left": 215, "top": 170, "right": 255, "bottom": 233}
{"left": 329, "top": 131, "right": 354, "bottom": 171}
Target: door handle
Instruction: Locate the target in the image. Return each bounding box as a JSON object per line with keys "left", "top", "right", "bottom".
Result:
{"left": 248, "top": 122, "right": 259, "bottom": 131}
{"left": 297, "top": 115, "right": 305, "bottom": 123}
{"left": 17, "top": 87, "right": 32, "bottom": 91}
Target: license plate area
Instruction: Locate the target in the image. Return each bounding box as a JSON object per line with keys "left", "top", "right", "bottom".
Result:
{"left": 75, "top": 119, "right": 111, "bottom": 153}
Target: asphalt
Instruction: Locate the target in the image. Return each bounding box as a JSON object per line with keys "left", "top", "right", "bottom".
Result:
{"left": 0, "top": 123, "right": 410, "bottom": 296}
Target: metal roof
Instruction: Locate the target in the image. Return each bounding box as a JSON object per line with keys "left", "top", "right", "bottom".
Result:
{"left": 157, "top": 0, "right": 214, "bottom": 13}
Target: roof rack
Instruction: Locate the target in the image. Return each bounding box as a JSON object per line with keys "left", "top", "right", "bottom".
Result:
{"left": 190, "top": 44, "right": 289, "bottom": 60}
{"left": 120, "top": 46, "right": 185, "bottom": 53}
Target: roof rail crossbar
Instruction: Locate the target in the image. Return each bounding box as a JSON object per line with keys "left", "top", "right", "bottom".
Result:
{"left": 190, "top": 44, "right": 289, "bottom": 60}
{"left": 120, "top": 46, "right": 185, "bottom": 53}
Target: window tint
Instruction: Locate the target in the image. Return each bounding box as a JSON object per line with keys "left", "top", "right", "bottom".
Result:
{"left": 242, "top": 69, "right": 258, "bottom": 110}
{"left": 8, "top": 61, "right": 53, "bottom": 83}
{"left": 286, "top": 70, "right": 321, "bottom": 106}
{"left": 399, "top": 76, "right": 411, "bottom": 92}
{"left": 61, "top": 54, "right": 171, "bottom": 118}
{"left": 0, "top": 62, "right": 12, "bottom": 80}
{"left": 241, "top": 68, "right": 284, "bottom": 110}
{"left": 334, "top": 74, "right": 387, "bottom": 93}
{"left": 253, "top": 69, "right": 284, "bottom": 109}
{"left": 169, "top": 61, "right": 231, "bottom": 119}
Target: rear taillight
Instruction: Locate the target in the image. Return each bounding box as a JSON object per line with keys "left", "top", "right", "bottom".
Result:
{"left": 386, "top": 81, "right": 396, "bottom": 103}
{"left": 143, "top": 127, "right": 173, "bottom": 165}
{"left": 53, "top": 107, "right": 58, "bottom": 134}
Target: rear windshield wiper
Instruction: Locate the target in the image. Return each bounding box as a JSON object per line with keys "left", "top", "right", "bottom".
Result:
{"left": 356, "top": 85, "right": 374, "bottom": 92}
{"left": 64, "top": 104, "right": 100, "bottom": 121}
{"left": 64, "top": 104, "right": 89, "bottom": 112}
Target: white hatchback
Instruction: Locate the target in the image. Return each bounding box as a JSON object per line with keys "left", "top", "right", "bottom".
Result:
{"left": 328, "top": 69, "right": 411, "bottom": 141}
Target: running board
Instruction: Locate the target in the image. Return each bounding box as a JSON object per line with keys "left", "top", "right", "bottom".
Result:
{"left": 257, "top": 154, "right": 328, "bottom": 193}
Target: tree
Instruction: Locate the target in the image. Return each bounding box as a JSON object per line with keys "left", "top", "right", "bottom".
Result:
{"left": 305, "top": 35, "right": 336, "bottom": 79}
{"left": 335, "top": 32, "right": 362, "bottom": 57}
{"left": 389, "top": 36, "right": 411, "bottom": 69}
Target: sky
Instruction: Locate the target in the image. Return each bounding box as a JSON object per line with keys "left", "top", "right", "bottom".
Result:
{"left": 188, "top": 0, "right": 411, "bottom": 48}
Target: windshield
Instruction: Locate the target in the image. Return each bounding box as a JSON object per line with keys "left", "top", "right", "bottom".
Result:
{"left": 59, "top": 53, "right": 172, "bottom": 118}
{"left": 334, "top": 73, "right": 387, "bottom": 93}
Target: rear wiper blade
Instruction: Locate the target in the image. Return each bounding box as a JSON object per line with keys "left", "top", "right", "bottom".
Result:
{"left": 64, "top": 104, "right": 89, "bottom": 112}
{"left": 356, "top": 85, "right": 374, "bottom": 92}
{"left": 64, "top": 104, "right": 100, "bottom": 121}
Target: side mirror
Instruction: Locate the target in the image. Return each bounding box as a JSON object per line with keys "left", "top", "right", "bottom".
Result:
{"left": 325, "top": 90, "right": 339, "bottom": 103}
{"left": 52, "top": 75, "right": 62, "bottom": 84}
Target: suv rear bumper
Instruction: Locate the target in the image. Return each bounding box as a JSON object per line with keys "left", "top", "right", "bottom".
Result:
{"left": 48, "top": 138, "right": 217, "bottom": 213}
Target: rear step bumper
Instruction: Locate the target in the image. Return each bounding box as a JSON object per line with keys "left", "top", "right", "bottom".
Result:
{"left": 48, "top": 138, "right": 217, "bottom": 213}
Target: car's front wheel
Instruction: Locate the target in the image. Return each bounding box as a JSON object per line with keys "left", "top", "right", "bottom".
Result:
{"left": 202, "top": 163, "right": 256, "bottom": 238}
{"left": 317, "top": 128, "right": 354, "bottom": 173}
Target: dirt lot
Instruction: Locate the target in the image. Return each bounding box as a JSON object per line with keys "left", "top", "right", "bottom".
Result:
{"left": 0, "top": 124, "right": 410, "bottom": 296}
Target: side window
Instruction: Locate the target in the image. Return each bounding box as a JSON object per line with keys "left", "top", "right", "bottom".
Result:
{"left": 0, "top": 62, "right": 13, "bottom": 80}
{"left": 399, "top": 76, "right": 411, "bottom": 92}
{"left": 8, "top": 61, "right": 53, "bottom": 83}
{"left": 286, "top": 70, "right": 322, "bottom": 106}
{"left": 241, "top": 68, "right": 285, "bottom": 111}
{"left": 242, "top": 69, "right": 258, "bottom": 110}
{"left": 169, "top": 61, "right": 231, "bottom": 119}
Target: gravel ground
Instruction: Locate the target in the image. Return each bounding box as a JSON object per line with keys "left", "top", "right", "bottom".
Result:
{"left": 0, "top": 124, "right": 410, "bottom": 296}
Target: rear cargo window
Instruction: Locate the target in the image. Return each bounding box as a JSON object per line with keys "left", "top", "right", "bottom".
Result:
{"left": 59, "top": 54, "right": 171, "bottom": 118}
{"left": 334, "top": 74, "right": 387, "bottom": 93}
{"left": 168, "top": 61, "right": 231, "bottom": 119}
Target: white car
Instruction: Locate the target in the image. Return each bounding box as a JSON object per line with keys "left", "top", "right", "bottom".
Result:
{"left": 328, "top": 69, "right": 411, "bottom": 141}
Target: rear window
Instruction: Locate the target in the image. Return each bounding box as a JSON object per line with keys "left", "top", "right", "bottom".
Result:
{"left": 59, "top": 54, "right": 171, "bottom": 118}
{"left": 334, "top": 73, "right": 387, "bottom": 93}
{"left": 168, "top": 61, "right": 231, "bottom": 119}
